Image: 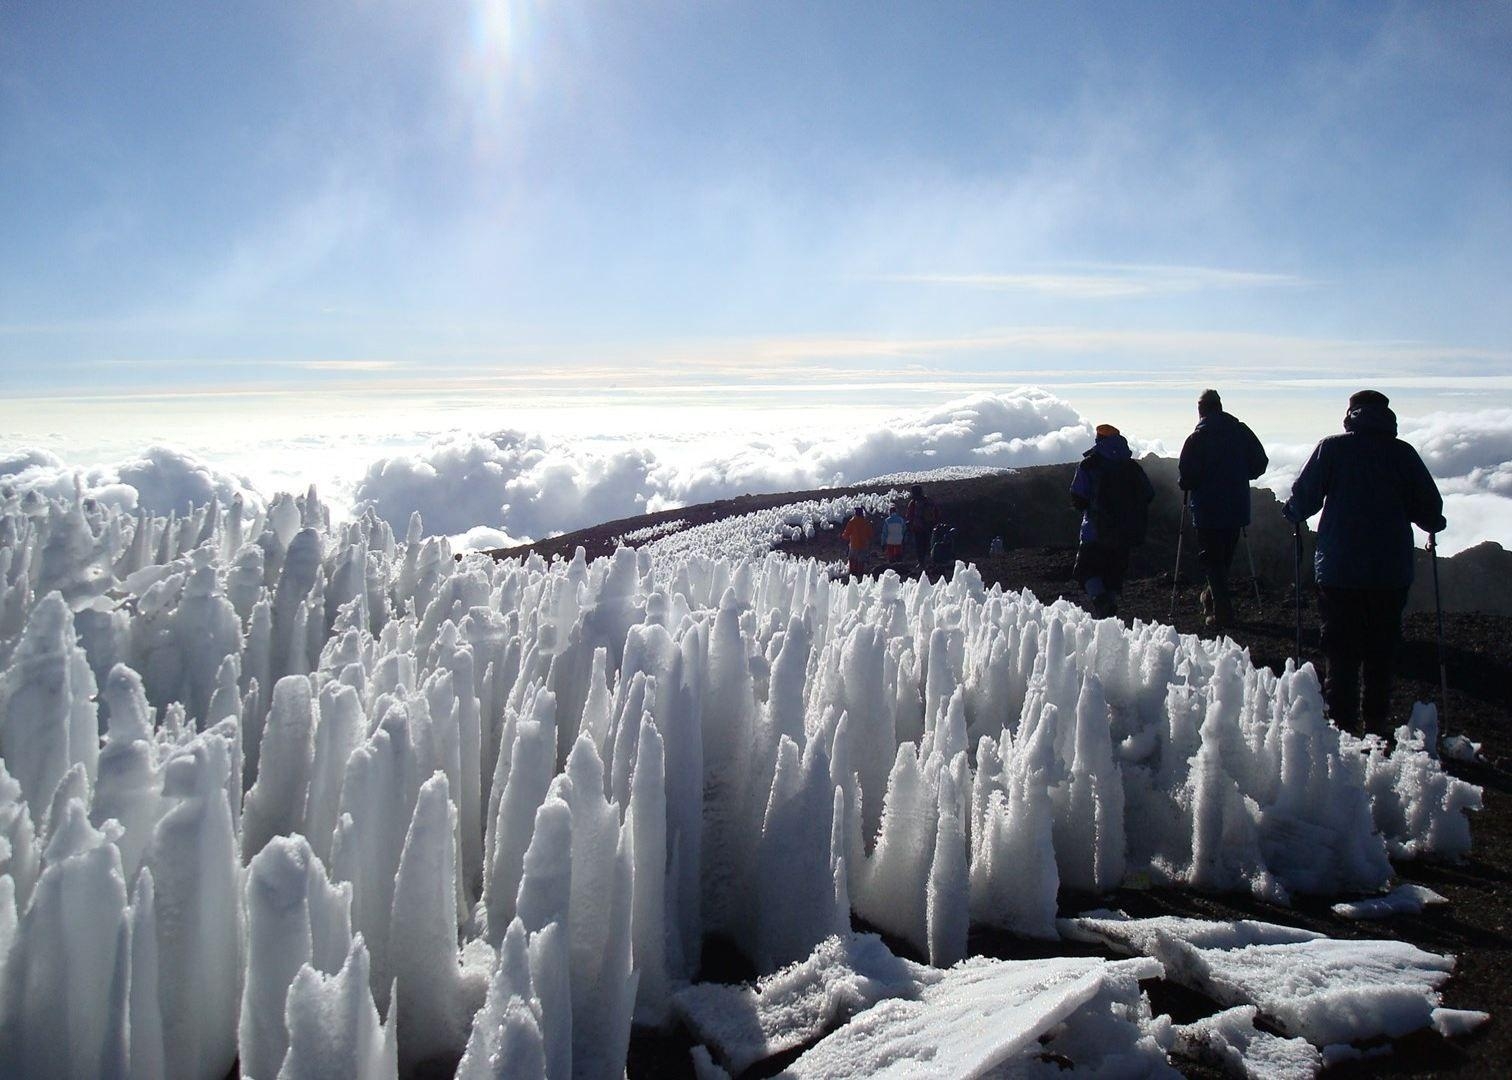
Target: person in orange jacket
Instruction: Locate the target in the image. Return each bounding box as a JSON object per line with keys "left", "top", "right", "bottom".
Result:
{"left": 840, "top": 506, "right": 874, "bottom": 576}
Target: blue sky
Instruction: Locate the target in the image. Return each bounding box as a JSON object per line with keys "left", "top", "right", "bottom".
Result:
{"left": 2, "top": 2, "right": 1511, "bottom": 453}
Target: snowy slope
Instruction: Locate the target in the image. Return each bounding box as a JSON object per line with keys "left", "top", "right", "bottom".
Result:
{"left": 0, "top": 486, "right": 1484, "bottom": 1078}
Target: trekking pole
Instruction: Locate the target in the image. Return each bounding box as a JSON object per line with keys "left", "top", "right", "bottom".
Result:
{"left": 1430, "top": 532, "right": 1449, "bottom": 728}
{"left": 1292, "top": 523, "right": 1304, "bottom": 667}
{"left": 1169, "top": 493, "right": 1188, "bottom": 620}
{"left": 1242, "top": 528, "right": 1263, "bottom": 617}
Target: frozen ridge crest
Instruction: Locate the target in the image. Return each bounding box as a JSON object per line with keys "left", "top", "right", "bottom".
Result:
{"left": 0, "top": 485, "right": 1483, "bottom": 1078}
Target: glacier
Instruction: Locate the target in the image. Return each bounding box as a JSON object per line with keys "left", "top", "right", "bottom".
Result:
{"left": 0, "top": 483, "right": 1485, "bottom": 1077}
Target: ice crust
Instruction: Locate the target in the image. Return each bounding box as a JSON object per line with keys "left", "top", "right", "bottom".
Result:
{"left": 777, "top": 953, "right": 1172, "bottom": 1078}
{"left": 1174, "top": 1005, "right": 1322, "bottom": 1080}
{"left": 1331, "top": 882, "right": 1448, "bottom": 920}
{"left": 1064, "top": 911, "right": 1461, "bottom": 1047}
{"left": 674, "top": 933, "right": 940, "bottom": 1074}
{"left": 0, "top": 486, "right": 1486, "bottom": 1077}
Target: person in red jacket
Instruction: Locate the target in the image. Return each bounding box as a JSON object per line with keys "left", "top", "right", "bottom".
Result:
{"left": 840, "top": 506, "right": 874, "bottom": 577}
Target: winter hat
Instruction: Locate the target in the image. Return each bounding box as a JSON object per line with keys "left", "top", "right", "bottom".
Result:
{"left": 1198, "top": 389, "right": 1222, "bottom": 415}
{"left": 1348, "top": 389, "right": 1390, "bottom": 409}
{"left": 1095, "top": 423, "right": 1120, "bottom": 438}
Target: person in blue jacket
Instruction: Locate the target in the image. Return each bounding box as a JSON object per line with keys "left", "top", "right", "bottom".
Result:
{"left": 1283, "top": 390, "right": 1446, "bottom": 737}
{"left": 1178, "top": 389, "right": 1268, "bottom": 629}
{"left": 1070, "top": 424, "right": 1154, "bottom": 618}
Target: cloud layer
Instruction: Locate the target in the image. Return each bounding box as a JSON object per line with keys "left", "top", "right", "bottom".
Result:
{"left": 0, "top": 446, "right": 261, "bottom": 517}
{"left": 5, "top": 392, "right": 1508, "bottom": 558}
{"left": 354, "top": 388, "right": 1097, "bottom": 542}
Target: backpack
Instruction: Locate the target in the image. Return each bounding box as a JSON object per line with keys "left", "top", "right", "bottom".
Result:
{"left": 929, "top": 524, "right": 956, "bottom": 565}
{"left": 1090, "top": 458, "right": 1153, "bottom": 548}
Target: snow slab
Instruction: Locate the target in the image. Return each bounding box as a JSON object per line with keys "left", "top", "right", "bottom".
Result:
{"left": 674, "top": 934, "right": 940, "bottom": 1075}
{"left": 1431, "top": 1007, "right": 1489, "bottom": 1037}
{"left": 1058, "top": 911, "right": 1325, "bottom": 957}
{"left": 1331, "top": 883, "right": 1448, "bottom": 920}
{"left": 1156, "top": 936, "right": 1456, "bottom": 1046}
{"left": 774, "top": 954, "right": 1165, "bottom": 1079}
{"left": 1175, "top": 1005, "right": 1322, "bottom": 1080}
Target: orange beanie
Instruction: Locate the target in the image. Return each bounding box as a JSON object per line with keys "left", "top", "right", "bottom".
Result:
{"left": 1095, "top": 423, "right": 1120, "bottom": 438}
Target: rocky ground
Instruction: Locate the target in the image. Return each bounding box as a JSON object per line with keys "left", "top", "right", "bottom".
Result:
{"left": 489, "top": 467, "right": 1510, "bottom": 1078}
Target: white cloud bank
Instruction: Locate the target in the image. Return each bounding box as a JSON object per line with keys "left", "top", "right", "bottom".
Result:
{"left": 0, "top": 446, "right": 262, "bottom": 517}
{"left": 4, "top": 391, "right": 1508, "bottom": 557}
{"left": 352, "top": 388, "right": 1099, "bottom": 541}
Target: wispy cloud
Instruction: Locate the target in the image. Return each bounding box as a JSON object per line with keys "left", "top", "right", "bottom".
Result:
{"left": 872, "top": 264, "right": 1311, "bottom": 299}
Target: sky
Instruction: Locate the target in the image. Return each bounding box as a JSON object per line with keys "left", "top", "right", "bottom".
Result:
{"left": 2, "top": 2, "right": 1510, "bottom": 545}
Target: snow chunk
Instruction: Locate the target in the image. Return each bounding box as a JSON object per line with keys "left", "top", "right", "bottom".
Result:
{"left": 1156, "top": 936, "right": 1456, "bottom": 1046}
{"left": 777, "top": 955, "right": 1165, "bottom": 1078}
{"left": 1174, "top": 1005, "right": 1321, "bottom": 1080}
{"left": 673, "top": 933, "right": 939, "bottom": 1075}
{"left": 1331, "top": 883, "right": 1448, "bottom": 920}
{"left": 1430, "top": 1007, "right": 1489, "bottom": 1037}
{"left": 1058, "top": 911, "right": 1325, "bottom": 957}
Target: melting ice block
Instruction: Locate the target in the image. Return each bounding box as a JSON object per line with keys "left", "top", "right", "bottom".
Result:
{"left": 673, "top": 933, "right": 939, "bottom": 1075}
{"left": 775, "top": 954, "right": 1168, "bottom": 1079}
{"left": 1058, "top": 911, "right": 1326, "bottom": 956}
{"left": 1331, "top": 883, "right": 1448, "bottom": 920}
{"left": 1155, "top": 936, "right": 1456, "bottom": 1046}
{"left": 1174, "top": 1006, "right": 1322, "bottom": 1080}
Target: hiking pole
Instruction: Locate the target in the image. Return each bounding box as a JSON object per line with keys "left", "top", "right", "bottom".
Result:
{"left": 1169, "top": 493, "right": 1188, "bottom": 620}
{"left": 1292, "top": 523, "right": 1304, "bottom": 667}
{"left": 1242, "top": 528, "right": 1263, "bottom": 617}
{"left": 1430, "top": 532, "right": 1449, "bottom": 728}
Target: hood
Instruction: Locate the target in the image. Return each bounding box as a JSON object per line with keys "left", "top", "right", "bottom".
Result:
{"left": 1343, "top": 402, "right": 1397, "bottom": 436}
{"left": 1194, "top": 410, "right": 1236, "bottom": 433}
{"left": 1090, "top": 432, "right": 1133, "bottom": 461}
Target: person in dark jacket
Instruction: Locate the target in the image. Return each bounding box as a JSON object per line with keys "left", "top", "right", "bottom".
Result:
{"left": 1070, "top": 424, "right": 1155, "bottom": 618}
{"left": 1283, "top": 390, "right": 1446, "bottom": 738}
{"left": 905, "top": 485, "right": 938, "bottom": 568}
{"left": 1178, "top": 389, "right": 1269, "bottom": 629}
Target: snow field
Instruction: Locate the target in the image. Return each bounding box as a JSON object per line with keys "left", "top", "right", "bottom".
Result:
{"left": 0, "top": 485, "right": 1486, "bottom": 1078}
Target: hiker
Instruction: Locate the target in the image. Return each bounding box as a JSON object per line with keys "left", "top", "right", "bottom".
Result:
{"left": 1070, "top": 424, "right": 1155, "bottom": 618}
{"left": 1283, "top": 390, "right": 1446, "bottom": 739}
{"left": 1178, "top": 389, "right": 1269, "bottom": 629}
{"left": 840, "top": 506, "right": 874, "bottom": 577}
{"left": 929, "top": 522, "right": 957, "bottom": 571}
{"left": 881, "top": 508, "right": 908, "bottom": 560}
{"left": 905, "top": 485, "right": 938, "bottom": 567}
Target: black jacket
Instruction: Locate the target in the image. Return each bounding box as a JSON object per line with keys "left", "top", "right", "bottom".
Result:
{"left": 1283, "top": 402, "right": 1446, "bottom": 588}
{"left": 1178, "top": 411, "right": 1268, "bottom": 530}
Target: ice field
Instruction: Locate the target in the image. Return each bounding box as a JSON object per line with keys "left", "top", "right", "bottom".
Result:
{"left": 0, "top": 484, "right": 1486, "bottom": 1078}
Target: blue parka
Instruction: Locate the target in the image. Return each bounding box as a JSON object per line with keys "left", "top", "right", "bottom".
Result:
{"left": 1178, "top": 411, "right": 1268, "bottom": 529}
{"left": 1283, "top": 402, "right": 1446, "bottom": 588}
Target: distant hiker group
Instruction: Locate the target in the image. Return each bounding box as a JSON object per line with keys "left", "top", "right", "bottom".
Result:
{"left": 836, "top": 387, "right": 1445, "bottom": 741}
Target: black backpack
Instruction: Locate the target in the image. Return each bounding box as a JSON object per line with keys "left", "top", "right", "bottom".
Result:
{"left": 929, "top": 524, "right": 956, "bottom": 565}
{"left": 1091, "top": 458, "right": 1154, "bottom": 548}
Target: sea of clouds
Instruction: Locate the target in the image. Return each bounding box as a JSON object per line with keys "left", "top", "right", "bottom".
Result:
{"left": 2, "top": 389, "right": 1509, "bottom": 556}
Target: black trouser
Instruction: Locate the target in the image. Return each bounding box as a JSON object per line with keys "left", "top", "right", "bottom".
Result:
{"left": 1317, "top": 585, "right": 1409, "bottom": 737}
{"left": 1197, "top": 527, "right": 1241, "bottom": 617}
{"left": 913, "top": 528, "right": 931, "bottom": 565}
{"left": 1074, "top": 542, "right": 1130, "bottom": 616}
